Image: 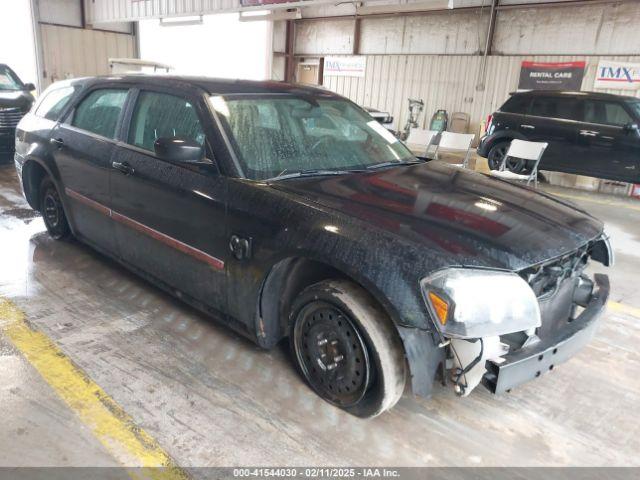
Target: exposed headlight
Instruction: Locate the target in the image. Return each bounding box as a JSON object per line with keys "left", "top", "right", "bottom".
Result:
{"left": 420, "top": 268, "right": 541, "bottom": 339}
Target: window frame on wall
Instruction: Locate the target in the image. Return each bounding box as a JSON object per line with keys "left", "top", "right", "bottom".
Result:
{"left": 37, "top": 0, "right": 84, "bottom": 28}
{"left": 37, "top": 0, "right": 134, "bottom": 35}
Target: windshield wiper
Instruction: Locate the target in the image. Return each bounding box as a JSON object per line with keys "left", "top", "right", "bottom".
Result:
{"left": 366, "top": 159, "right": 425, "bottom": 170}
{"left": 268, "top": 168, "right": 352, "bottom": 181}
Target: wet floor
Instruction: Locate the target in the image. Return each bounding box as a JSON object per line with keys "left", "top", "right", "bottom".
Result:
{"left": 1, "top": 163, "right": 639, "bottom": 467}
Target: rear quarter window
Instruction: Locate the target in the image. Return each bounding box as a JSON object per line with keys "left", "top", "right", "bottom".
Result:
{"left": 500, "top": 96, "right": 530, "bottom": 114}
{"left": 35, "top": 86, "right": 76, "bottom": 121}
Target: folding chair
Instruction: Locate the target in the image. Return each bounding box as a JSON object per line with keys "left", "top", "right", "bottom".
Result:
{"left": 434, "top": 132, "right": 475, "bottom": 168}
{"left": 489, "top": 139, "right": 548, "bottom": 187}
{"left": 405, "top": 128, "right": 438, "bottom": 159}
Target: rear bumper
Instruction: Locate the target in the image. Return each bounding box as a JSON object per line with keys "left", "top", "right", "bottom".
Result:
{"left": 476, "top": 135, "right": 492, "bottom": 157}
{"left": 482, "top": 273, "right": 609, "bottom": 394}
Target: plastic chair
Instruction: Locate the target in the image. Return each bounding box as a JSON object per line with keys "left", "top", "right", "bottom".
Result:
{"left": 405, "top": 128, "right": 438, "bottom": 158}
{"left": 489, "top": 139, "right": 548, "bottom": 187}
{"left": 434, "top": 132, "right": 475, "bottom": 168}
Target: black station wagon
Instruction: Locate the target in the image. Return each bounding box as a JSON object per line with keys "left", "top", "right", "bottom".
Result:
{"left": 15, "top": 76, "right": 612, "bottom": 417}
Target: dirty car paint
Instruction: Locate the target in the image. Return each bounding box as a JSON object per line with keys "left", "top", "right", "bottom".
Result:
{"left": 14, "top": 74, "right": 606, "bottom": 400}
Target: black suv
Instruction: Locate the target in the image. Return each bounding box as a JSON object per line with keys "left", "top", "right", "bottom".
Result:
{"left": 478, "top": 90, "right": 640, "bottom": 183}
{"left": 15, "top": 76, "right": 611, "bottom": 417}
{"left": 0, "top": 64, "right": 35, "bottom": 160}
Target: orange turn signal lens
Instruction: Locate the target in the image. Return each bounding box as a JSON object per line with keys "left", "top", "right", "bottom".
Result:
{"left": 428, "top": 291, "right": 449, "bottom": 325}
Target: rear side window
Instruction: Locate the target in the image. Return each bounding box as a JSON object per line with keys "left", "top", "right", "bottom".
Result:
{"left": 584, "top": 100, "right": 633, "bottom": 127}
{"left": 72, "top": 89, "right": 128, "bottom": 138}
{"left": 530, "top": 97, "right": 579, "bottom": 121}
{"left": 128, "top": 91, "right": 205, "bottom": 152}
{"left": 35, "top": 86, "right": 75, "bottom": 120}
{"left": 500, "top": 96, "right": 530, "bottom": 114}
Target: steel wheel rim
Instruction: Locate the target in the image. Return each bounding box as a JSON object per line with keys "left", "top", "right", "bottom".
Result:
{"left": 293, "top": 302, "right": 371, "bottom": 407}
{"left": 43, "top": 192, "right": 60, "bottom": 228}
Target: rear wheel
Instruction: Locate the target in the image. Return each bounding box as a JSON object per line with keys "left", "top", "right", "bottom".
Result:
{"left": 290, "top": 280, "right": 406, "bottom": 418}
{"left": 487, "top": 141, "right": 509, "bottom": 170}
{"left": 504, "top": 156, "right": 527, "bottom": 174}
{"left": 40, "top": 177, "right": 70, "bottom": 240}
{"left": 488, "top": 140, "right": 528, "bottom": 174}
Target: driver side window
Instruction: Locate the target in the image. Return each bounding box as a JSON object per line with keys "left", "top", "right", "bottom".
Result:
{"left": 128, "top": 91, "right": 205, "bottom": 152}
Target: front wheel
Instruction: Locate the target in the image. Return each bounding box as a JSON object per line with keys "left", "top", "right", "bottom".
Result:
{"left": 40, "top": 177, "right": 71, "bottom": 240}
{"left": 290, "top": 280, "right": 406, "bottom": 418}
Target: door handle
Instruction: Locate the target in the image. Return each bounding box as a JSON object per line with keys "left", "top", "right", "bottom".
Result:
{"left": 579, "top": 130, "right": 598, "bottom": 137}
{"left": 112, "top": 161, "right": 135, "bottom": 175}
{"left": 520, "top": 124, "right": 535, "bottom": 130}
{"left": 50, "top": 137, "right": 64, "bottom": 148}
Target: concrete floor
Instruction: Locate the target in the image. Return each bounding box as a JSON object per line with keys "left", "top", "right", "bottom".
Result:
{"left": 1, "top": 162, "right": 639, "bottom": 468}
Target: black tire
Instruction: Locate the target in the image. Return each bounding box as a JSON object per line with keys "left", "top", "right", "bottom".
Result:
{"left": 487, "top": 141, "right": 510, "bottom": 170}
{"left": 39, "top": 177, "right": 71, "bottom": 240}
{"left": 290, "top": 280, "right": 406, "bottom": 418}
{"left": 487, "top": 140, "right": 528, "bottom": 174}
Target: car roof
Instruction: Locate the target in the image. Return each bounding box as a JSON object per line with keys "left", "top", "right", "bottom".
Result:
{"left": 509, "top": 89, "right": 639, "bottom": 102}
{"left": 64, "top": 74, "right": 341, "bottom": 97}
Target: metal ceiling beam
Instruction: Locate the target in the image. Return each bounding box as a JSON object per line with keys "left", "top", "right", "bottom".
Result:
{"left": 295, "top": 0, "right": 628, "bottom": 22}
{"left": 87, "top": 0, "right": 630, "bottom": 24}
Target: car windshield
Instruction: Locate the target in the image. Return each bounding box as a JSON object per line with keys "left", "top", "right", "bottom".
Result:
{"left": 210, "top": 94, "right": 415, "bottom": 180}
{"left": 0, "top": 66, "right": 23, "bottom": 91}
{"left": 628, "top": 101, "right": 640, "bottom": 120}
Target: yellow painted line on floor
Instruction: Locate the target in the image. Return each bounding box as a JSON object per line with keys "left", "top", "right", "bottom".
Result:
{"left": 608, "top": 300, "right": 640, "bottom": 319}
{"left": 552, "top": 192, "right": 640, "bottom": 213}
{"left": 0, "top": 298, "right": 189, "bottom": 480}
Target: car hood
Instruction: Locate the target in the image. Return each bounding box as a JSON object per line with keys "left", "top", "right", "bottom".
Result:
{"left": 270, "top": 162, "right": 603, "bottom": 271}
{"left": 0, "top": 90, "right": 34, "bottom": 111}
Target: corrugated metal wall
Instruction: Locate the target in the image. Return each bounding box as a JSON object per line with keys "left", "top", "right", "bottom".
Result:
{"left": 40, "top": 24, "right": 136, "bottom": 88}
{"left": 87, "top": 0, "right": 237, "bottom": 23}
{"left": 86, "top": 0, "right": 344, "bottom": 22}
{"left": 323, "top": 54, "right": 640, "bottom": 138}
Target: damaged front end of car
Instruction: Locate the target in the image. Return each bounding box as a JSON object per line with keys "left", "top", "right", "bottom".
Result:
{"left": 421, "top": 233, "right": 613, "bottom": 396}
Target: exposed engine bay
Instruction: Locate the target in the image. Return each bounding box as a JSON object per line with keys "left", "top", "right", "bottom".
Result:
{"left": 445, "top": 234, "right": 612, "bottom": 396}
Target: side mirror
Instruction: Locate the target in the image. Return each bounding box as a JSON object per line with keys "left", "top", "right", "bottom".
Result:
{"left": 154, "top": 136, "right": 204, "bottom": 163}
{"left": 23, "top": 83, "right": 36, "bottom": 92}
{"left": 623, "top": 122, "right": 639, "bottom": 134}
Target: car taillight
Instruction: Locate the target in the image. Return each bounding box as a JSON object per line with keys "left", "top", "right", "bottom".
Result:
{"left": 485, "top": 114, "right": 493, "bottom": 133}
